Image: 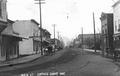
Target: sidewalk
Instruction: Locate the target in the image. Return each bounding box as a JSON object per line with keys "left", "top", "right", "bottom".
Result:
{"left": 0, "top": 53, "right": 42, "bottom": 67}
{"left": 84, "top": 49, "right": 102, "bottom": 54}
{"left": 0, "top": 49, "right": 66, "bottom": 68}
{"left": 84, "top": 49, "right": 101, "bottom": 52}
{"left": 0, "top": 49, "right": 66, "bottom": 72}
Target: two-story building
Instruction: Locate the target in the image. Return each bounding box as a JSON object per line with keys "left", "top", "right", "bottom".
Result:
{"left": 0, "top": 0, "right": 23, "bottom": 61}
{"left": 100, "top": 12, "right": 114, "bottom": 55}
{"left": 1, "top": 19, "right": 22, "bottom": 61}
{"left": 112, "top": 1, "right": 120, "bottom": 51}
{"left": 13, "top": 19, "right": 52, "bottom": 56}
{"left": 40, "top": 28, "right": 51, "bottom": 48}
{"left": 13, "top": 19, "right": 41, "bottom": 55}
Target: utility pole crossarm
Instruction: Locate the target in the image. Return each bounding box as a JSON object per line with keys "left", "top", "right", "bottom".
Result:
{"left": 35, "top": 2, "right": 45, "bottom": 4}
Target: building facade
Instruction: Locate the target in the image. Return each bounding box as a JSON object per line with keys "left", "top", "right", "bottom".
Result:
{"left": 0, "top": 0, "right": 7, "bottom": 32}
{"left": 13, "top": 20, "right": 41, "bottom": 55}
{"left": 100, "top": 12, "right": 114, "bottom": 55}
{"left": 49, "top": 38, "right": 64, "bottom": 50}
{"left": 76, "top": 34, "right": 101, "bottom": 49}
{"left": 1, "top": 20, "right": 22, "bottom": 60}
{"left": 0, "top": 0, "right": 23, "bottom": 61}
{"left": 113, "top": 1, "right": 120, "bottom": 50}
{"left": 40, "top": 28, "right": 51, "bottom": 49}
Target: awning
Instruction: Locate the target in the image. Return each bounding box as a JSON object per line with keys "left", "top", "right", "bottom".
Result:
{"left": 33, "top": 37, "right": 41, "bottom": 41}
{"left": 114, "top": 33, "right": 120, "bottom": 37}
{"left": 43, "top": 40, "right": 50, "bottom": 43}
{"left": 33, "top": 37, "right": 50, "bottom": 43}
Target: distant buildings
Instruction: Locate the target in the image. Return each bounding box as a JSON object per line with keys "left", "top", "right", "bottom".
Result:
{"left": 49, "top": 38, "right": 64, "bottom": 50}
{"left": 100, "top": 13, "right": 114, "bottom": 55}
{"left": 73, "top": 34, "right": 101, "bottom": 49}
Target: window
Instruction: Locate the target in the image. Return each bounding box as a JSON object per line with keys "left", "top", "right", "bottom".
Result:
{"left": 102, "top": 27, "right": 104, "bottom": 34}
{"left": 1, "top": 44, "right": 6, "bottom": 57}
{"left": 115, "top": 21, "right": 117, "bottom": 31}
{"left": 118, "top": 19, "right": 120, "bottom": 31}
{"left": 105, "top": 24, "right": 108, "bottom": 34}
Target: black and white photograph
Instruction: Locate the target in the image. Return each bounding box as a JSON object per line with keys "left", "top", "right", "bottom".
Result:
{"left": 0, "top": 0, "right": 120, "bottom": 76}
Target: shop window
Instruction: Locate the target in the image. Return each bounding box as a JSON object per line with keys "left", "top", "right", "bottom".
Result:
{"left": 1, "top": 45, "right": 5, "bottom": 57}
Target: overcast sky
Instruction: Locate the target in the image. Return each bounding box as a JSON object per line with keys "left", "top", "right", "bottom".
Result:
{"left": 7, "top": 0, "right": 118, "bottom": 44}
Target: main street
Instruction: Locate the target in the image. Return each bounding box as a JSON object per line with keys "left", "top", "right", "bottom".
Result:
{"left": 0, "top": 48, "right": 120, "bottom": 76}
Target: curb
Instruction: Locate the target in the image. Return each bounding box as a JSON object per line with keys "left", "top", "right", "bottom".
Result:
{"left": 0, "top": 55, "right": 43, "bottom": 68}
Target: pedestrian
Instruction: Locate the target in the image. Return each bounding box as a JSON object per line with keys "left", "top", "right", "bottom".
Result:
{"left": 47, "top": 45, "right": 53, "bottom": 55}
{"left": 44, "top": 47, "right": 48, "bottom": 55}
{"left": 113, "top": 50, "right": 118, "bottom": 62}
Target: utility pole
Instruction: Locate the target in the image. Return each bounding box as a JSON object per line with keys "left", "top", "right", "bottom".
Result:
{"left": 57, "top": 31, "right": 60, "bottom": 40}
{"left": 93, "top": 12, "right": 96, "bottom": 53}
{"left": 34, "top": 0, "right": 45, "bottom": 55}
{"left": 53, "top": 24, "right": 56, "bottom": 52}
{"left": 81, "top": 27, "right": 83, "bottom": 51}
{"left": 112, "top": 0, "right": 115, "bottom": 3}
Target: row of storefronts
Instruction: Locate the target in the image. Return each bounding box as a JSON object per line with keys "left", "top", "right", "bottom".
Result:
{"left": 0, "top": 0, "right": 62, "bottom": 61}
{"left": 0, "top": 0, "right": 65, "bottom": 61}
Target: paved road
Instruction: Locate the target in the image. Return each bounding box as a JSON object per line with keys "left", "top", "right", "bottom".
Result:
{"left": 0, "top": 48, "right": 120, "bottom": 76}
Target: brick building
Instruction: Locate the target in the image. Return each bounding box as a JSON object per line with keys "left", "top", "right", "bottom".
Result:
{"left": 100, "top": 12, "right": 114, "bottom": 55}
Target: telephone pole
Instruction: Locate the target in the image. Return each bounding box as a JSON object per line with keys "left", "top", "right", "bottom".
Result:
{"left": 57, "top": 31, "right": 60, "bottom": 40}
{"left": 81, "top": 27, "right": 83, "bottom": 51}
{"left": 112, "top": 0, "right": 115, "bottom": 3}
{"left": 93, "top": 12, "right": 96, "bottom": 53}
{"left": 53, "top": 24, "right": 56, "bottom": 52}
{"left": 34, "top": 0, "right": 45, "bottom": 55}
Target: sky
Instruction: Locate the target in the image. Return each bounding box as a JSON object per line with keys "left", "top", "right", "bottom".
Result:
{"left": 7, "top": 0, "right": 118, "bottom": 45}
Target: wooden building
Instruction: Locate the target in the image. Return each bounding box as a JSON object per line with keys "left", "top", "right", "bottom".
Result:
{"left": 1, "top": 20, "right": 22, "bottom": 61}
{"left": 0, "top": 0, "right": 23, "bottom": 61}
{"left": 13, "top": 19, "right": 40, "bottom": 55}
